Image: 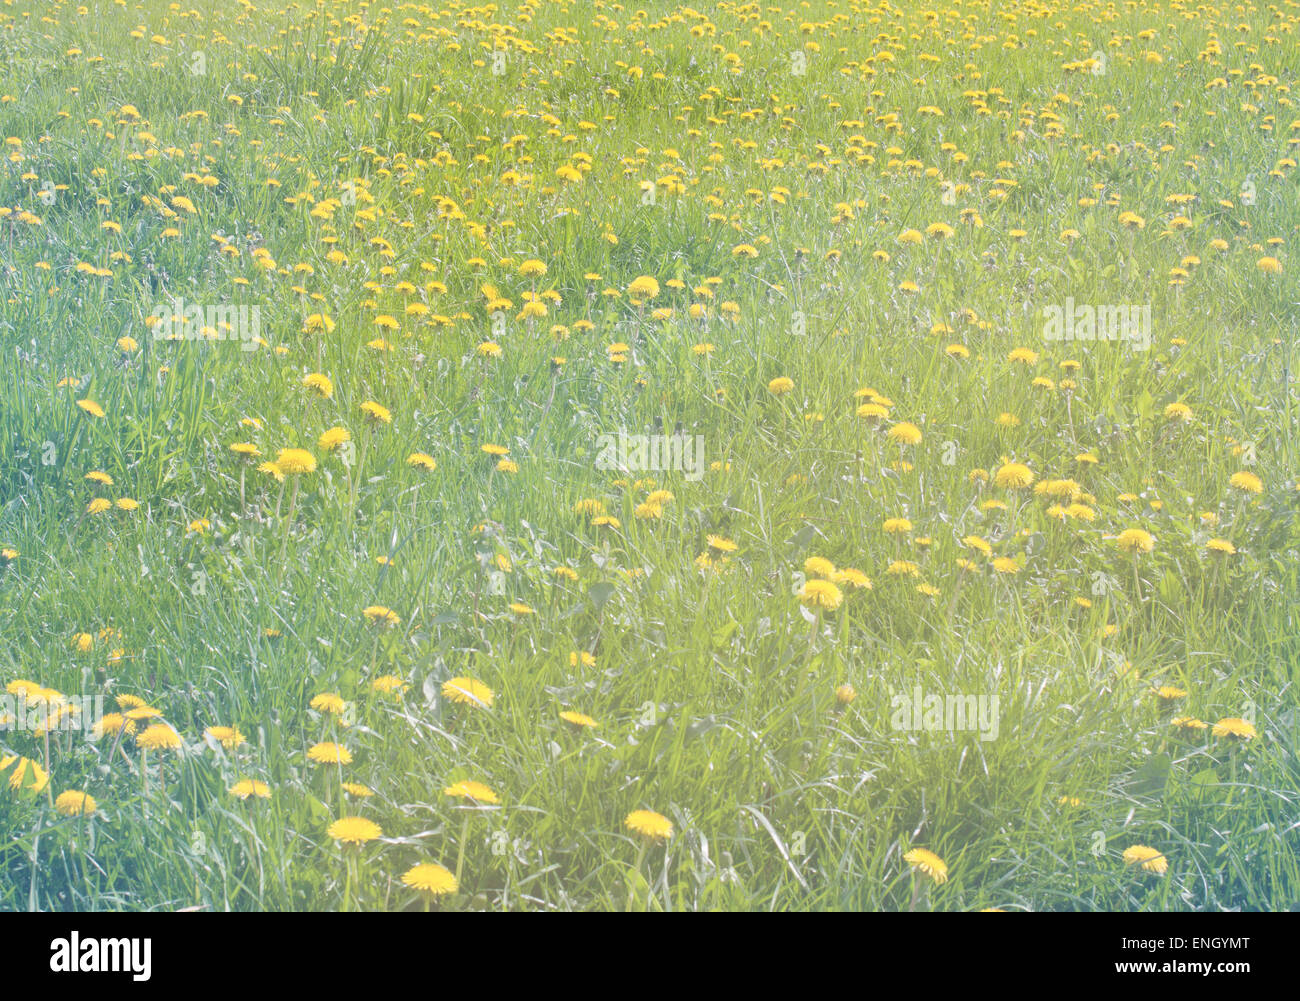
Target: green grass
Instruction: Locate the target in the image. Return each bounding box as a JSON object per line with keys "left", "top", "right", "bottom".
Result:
{"left": 0, "top": 0, "right": 1297, "bottom": 912}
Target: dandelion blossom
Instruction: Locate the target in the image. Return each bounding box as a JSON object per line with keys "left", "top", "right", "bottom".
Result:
{"left": 442, "top": 677, "right": 494, "bottom": 708}
{"left": 55, "top": 790, "right": 97, "bottom": 816}
{"left": 135, "top": 724, "right": 182, "bottom": 751}
{"left": 444, "top": 780, "right": 499, "bottom": 804}
{"left": 624, "top": 809, "right": 673, "bottom": 841}
{"left": 276, "top": 448, "right": 316, "bottom": 475}
{"left": 800, "top": 578, "right": 843, "bottom": 611}
{"left": 994, "top": 462, "right": 1034, "bottom": 489}
{"left": 1211, "top": 717, "right": 1258, "bottom": 740}
{"left": 1116, "top": 528, "right": 1155, "bottom": 554}
{"left": 1123, "top": 845, "right": 1168, "bottom": 874}
{"left": 887, "top": 421, "right": 922, "bottom": 445}
{"left": 903, "top": 848, "right": 948, "bottom": 885}
{"left": 402, "top": 862, "right": 458, "bottom": 895}
{"left": 327, "top": 816, "right": 382, "bottom": 845}
{"left": 229, "top": 779, "right": 271, "bottom": 799}
{"left": 307, "top": 742, "right": 352, "bottom": 765}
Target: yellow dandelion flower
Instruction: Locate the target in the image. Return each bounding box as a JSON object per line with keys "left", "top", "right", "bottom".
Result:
{"left": 904, "top": 848, "right": 949, "bottom": 884}
{"left": 362, "top": 605, "right": 400, "bottom": 627}
{"left": 402, "top": 862, "right": 458, "bottom": 895}
{"left": 135, "top": 723, "right": 182, "bottom": 750}
{"left": 1122, "top": 845, "right": 1168, "bottom": 874}
{"left": 800, "top": 578, "right": 843, "bottom": 611}
{"left": 887, "top": 421, "right": 922, "bottom": 445}
{"left": 229, "top": 779, "right": 272, "bottom": 799}
{"left": 204, "top": 725, "right": 246, "bottom": 749}
{"left": 442, "top": 677, "right": 494, "bottom": 708}
{"left": 275, "top": 448, "right": 316, "bottom": 475}
{"left": 1211, "top": 717, "right": 1258, "bottom": 740}
{"left": 994, "top": 462, "right": 1034, "bottom": 489}
{"left": 624, "top": 809, "right": 673, "bottom": 841}
{"left": 1116, "top": 528, "right": 1156, "bottom": 554}
{"left": 55, "top": 790, "right": 98, "bottom": 816}
{"left": 307, "top": 742, "right": 352, "bottom": 765}
{"left": 560, "top": 710, "right": 599, "bottom": 728}
{"left": 310, "top": 693, "right": 347, "bottom": 714}
{"left": 444, "top": 780, "right": 499, "bottom": 804}
{"left": 327, "top": 815, "right": 382, "bottom": 845}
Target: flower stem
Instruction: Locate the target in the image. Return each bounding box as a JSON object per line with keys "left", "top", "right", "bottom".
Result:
{"left": 278, "top": 476, "right": 300, "bottom": 580}
{"left": 455, "top": 813, "right": 470, "bottom": 887}
{"left": 627, "top": 839, "right": 649, "bottom": 912}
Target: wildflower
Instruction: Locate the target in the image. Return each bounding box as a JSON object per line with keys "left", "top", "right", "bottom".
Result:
{"left": 887, "top": 421, "right": 922, "bottom": 445}
{"left": 442, "top": 677, "right": 494, "bottom": 708}
{"left": 444, "top": 780, "right": 499, "bottom": 804}
{"left": 372, "top": 675, "right": 408, "bottom": 695}
{"left": 800, "top": 579, "right": 843, "bottom": 611}
{"left": 135, "top": 724, "right": 182, "bottom": 750}
{"left": 1116, "top": 528, "right": 1156, "bottom": 554}
{"left": 832, "top": 568, "right": 872, "bottom": 589}
{"left": 307, "top": 742, "right": 352, "bottom": 765}
{"left": 1211, "top": 717, "right": 1258, "bottom": 740}
{"left": 361, "top": 401, "right": 393, "bottom": 425}
{"left": 204, "top": 725, "right": 246, "bottom": 749}
{"left": 402, "top": 863, "right": 458, "bottom": 895}
{"left": 1, "top": 755, "right": 49, "bottom": 794}
{"left": 55, "top": 790, "right": 98, "bottom": 816}
{"left": 627, "top": 275, "right": 660, "bottom": 300}
{"left": 1122, "top": 845, "right": 1168, "bottom": 874}
{"left": 230, "top": 779, "right": 272, "bottom": 799}
{"left": 903, "top": 848, "right": 948, "bottom": 885}
{"left": 310, "top": 693, "right": 347, "bottom": 714}
{"left": 624, "top": 809, "right": 673, "bottom": 841}
{"left": 804, "top": 556, "right": 836, "bottom": 578}
{"left": 560, "top": 710, "right": 599, "bottom": 728}
{"left": 276, "top": 448, "right": 316, "bottom": 475}
{"left": 362, "top": 605, "right": 400, "bottom": 627}
{"left": 302, "top": 373, "right": 334, "bottom": 398}
{"left": 994, "top": 462, "right": 1034, "bottom": 489}
{"left": 318, "top": 426, "right": 351, "bottom": 452}
{"left": 327, "top": 816, "right": 382, "bottom": 845}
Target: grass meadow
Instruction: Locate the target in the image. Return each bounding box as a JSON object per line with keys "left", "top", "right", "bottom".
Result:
{"left": 0, "top": 0, "right": 1297, "bottom": 912}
